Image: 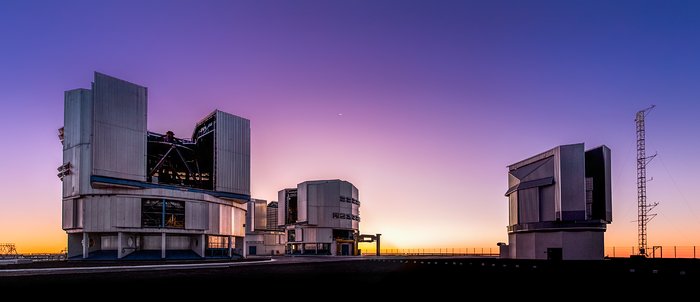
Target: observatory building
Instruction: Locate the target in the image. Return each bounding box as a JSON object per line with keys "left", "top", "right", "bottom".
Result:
{"left": 279, "top": 180, "right": 360, "bottom": 256}
{"left": 502, "top": 143, "right": 612, "bottom": 260}
{"left": 245, "top": 199, "right": 285, "bottom": 256}
{"left": 59, "top": 72, "right": 250, "bottom": 259}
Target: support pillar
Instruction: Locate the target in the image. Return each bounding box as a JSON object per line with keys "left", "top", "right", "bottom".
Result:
{"left": 161, "top": 232, "right": 166, "bottom": 259}
{"left": 82, "top": 232, "right": 89, "bottom": 259}
{"left": 228, "top": 235, "right": 233, "bottom": 258}
{"left": 376, "top": 234, "right": 381, "bottom": 257}
{"left": 118, "top": 232, "right": 124, "bottom": 259}
{"left": 200, "top": 234, "right": 206, "bottom": 258}
{"left": 242, "top": 237, "right": 247, "bottom": 258}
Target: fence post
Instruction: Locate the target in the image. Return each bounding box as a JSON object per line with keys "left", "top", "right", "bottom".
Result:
{"left": 674, "top": 246, "right": 677, "bottom": 258}
{"left": 694, "top": 246, "right": 696, "bottom": 259}
{"left": 613, "top": 246, "right": 615, "bottom": 258}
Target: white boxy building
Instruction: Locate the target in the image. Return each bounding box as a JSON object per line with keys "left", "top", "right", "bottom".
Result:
{"left": 502, "top": 143, "right": 612, "bottom": 260}
{"left": 278, "top": 180, "right": 360, "bottom": 256}
{"left": 59, "top": 72, "right": 250, "bottom": 260}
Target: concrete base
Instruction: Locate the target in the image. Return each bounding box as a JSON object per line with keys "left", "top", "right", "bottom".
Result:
{"left": 508, "top": 230, "right": 604, "bottom": 260}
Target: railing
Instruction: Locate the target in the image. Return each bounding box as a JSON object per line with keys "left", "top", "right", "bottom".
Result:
{"left": 362, "top": 246, "right": 700, "bottom": 259}
{"left": 361, "top": 248, "right": 499, "bottom": 257}
{"left": 605, "top": 246, "right": 699, "bottom": 259}
{"left": 0, "top": 253, "right": 66, "bottom": 261}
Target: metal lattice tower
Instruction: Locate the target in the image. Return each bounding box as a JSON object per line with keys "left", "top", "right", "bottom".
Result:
{"left": 0, "top": 243, "right": 18, "bottom": 257}
{"left": 635, "top": 105, "right": 658, "bottom": 256}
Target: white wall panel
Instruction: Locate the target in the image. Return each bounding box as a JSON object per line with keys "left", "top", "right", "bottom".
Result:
{"left": 297, "top": 183, "right": 308, "bottom": 222}
{"left": 214, "top": 111, "right": 250, "bottom": 195}
{"left": 62, "top": 89, "right": 93, "bottom": 197}
{"left": 219, "top": 205, "right": 232, "bottom": 236}
{"left": 111, "top": 197, "right": 140, "bottom": 228}
{"left": 91, "top": 72, "right": 147, "bottom": 181}
{"left": 208, "top": 203, "right": 220, "bottom": 234}
{"left": 518, "top": 187, "right": 539, "bottom": 223}
{"left": 186, "top": 201, "right": 208, "bottom": 230}
{"left": 233, "top": 207, "right": 246, "bottom": 237}
{"left": 62, "top": 199, "right": 74, "bottom": 229}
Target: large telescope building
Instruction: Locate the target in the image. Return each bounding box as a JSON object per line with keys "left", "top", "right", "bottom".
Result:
{"left": 59, "top": 72, "right": 250, "bottom": 259}
{"left": 502, "top": 143, "right": 612, "bottom": 260}
{"left": 279, "top": 180, "right": 360, "bottom": 256}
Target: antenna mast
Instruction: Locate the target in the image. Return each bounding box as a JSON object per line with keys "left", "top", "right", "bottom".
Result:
{"left": 635, "top": 105, "right": 658, "bottom": 256}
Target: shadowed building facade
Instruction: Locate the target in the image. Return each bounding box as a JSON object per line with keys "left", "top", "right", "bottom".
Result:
{"left": 60, "top": 72, "right": 250, "bottom": 259}
{"left": 245, "top": 199, "right": 285, "bottom": 255}
{"left": 503, "top": 143, "right": 612, "bottom": 260}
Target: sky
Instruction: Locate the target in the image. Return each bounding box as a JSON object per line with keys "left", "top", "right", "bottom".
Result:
{"left": 1, "top": 0, "right": 699, "bottom": 253}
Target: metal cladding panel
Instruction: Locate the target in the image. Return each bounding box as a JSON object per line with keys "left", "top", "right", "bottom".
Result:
{"left": 246, "top": 201, "right": 253, "bottom": 233}
{"left": 317, "top": 228, "right": 332, "bottom": 243}
{"left": 539, "top": 185, "right": 556, "bottom": 221}
{"left": 63, "top": 89, "right": 93, "bottom": 196}
{"left": 585, "top": 145, "right": 613, "bottom": 223}
{"left": 277, "top": 190, "right": 286, "bottom": 227}
{"left": 83, "top": 196, "right": 112, "bottom": 232}
{"left": 518, "top": 187, "right": 539, "bottom": 223}
{"left": 557, "top": 144, "right": 586, "bottom": 213}
{"left": 303, "top": 228, "right": 317, "bottom": 242}
{"left": 111, "top": 197, "right": 140, "bottom": 228}
{"left": 62, "top": 199, "right": 74, "bottom": 229}
{"left": 91, "top": 72, "right": 147, "bottom": 182}
{"left": 185, "top": 201, "right": 208, "bottom": 230}
{"left": 254, "top": 200, "right": 267, "bottom": 231}
{"left": 297, "top": 183, "right": 308, "bottom": 223}
{"left": 561, "top": 231, "right": 604, "bottom": 260}
{"left": 219, "top": 205, "right": 232, "bottom": 236}
{"left": 233, "top": 207, "right": 246, "bottom": 237}
{"left": 209, "top": 203, "right": 220, "bottom": 234}
{"left": 508, "top": 192, "right": 518, "bottom": 225}
{"left": 166, "top": 236, "right": 191, "bottom": 250}
{"left": 521, "top": 157, "right": 554, "bottom": 182}
{"left": 214, "top": 111, "right": 250, "bottom": 196}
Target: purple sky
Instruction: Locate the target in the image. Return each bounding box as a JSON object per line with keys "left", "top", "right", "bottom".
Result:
{"left": 1, "top": 0, "right": 700, "bottom": 252}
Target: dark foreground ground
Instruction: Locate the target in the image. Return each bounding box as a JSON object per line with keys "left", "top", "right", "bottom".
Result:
{"left": 1, "top": 257, "right": 698, "bottom": 294}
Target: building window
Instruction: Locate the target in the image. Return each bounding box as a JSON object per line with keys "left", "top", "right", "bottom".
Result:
{"left": 332, "top": 212, "right": 360, "bottom": 221}
{"left": 288, "top": 230, "right": 296, "bottom": 242}
{"left": 339, "top": 196, "right": 360, "bottom": 205}
{"left": 141, "top": 199, "right": 185, "bottom": 228}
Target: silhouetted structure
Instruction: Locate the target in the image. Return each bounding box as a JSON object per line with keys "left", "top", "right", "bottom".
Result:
{"left": 502, "top": 143, "right": 612, "bottom": 260}
{"left": 635, "top": 105, "right": 658, "bottom": 256}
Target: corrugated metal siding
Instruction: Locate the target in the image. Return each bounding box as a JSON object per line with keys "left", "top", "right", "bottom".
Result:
{"left": 297, "top": 183, "right": 308, "bottom": 222}
{"left": 518, "top": 187, "right": 540, "bottom": 223}
{"left": 111, "top": 197, "right": 140, "bottom": 227}
{"left": 214, "top": 111, "right": 250, "bottom": 195}
{"left": 509, "top": 192, "right": 518, "bottom": 225}
{"left": 277, "top": 190, "right": 286, "bottom": 227}
{"left": 208, "top": 203, "right": 220, "bottom": 234}
{"left": 558, "top": 144, "right": 586, "bottom": 212}
{"left": 91, "top": 72, "right": 147, "bottom": 182}
{"left": 254, "top": 200, "right": 267, "bottom": 231}
{"left": 63, "top": 89, "right": 93, "bottom": 197}
{"left": 62, "top": 199, "right": 74, "bottom": 229}
{"left": 219, "top": 205, "right": 232, "bottom": 236}
{"left": 185, "top": 201, "right": 208, "bottom": 230}
{"left": 233, "top": 207, "right": 246, "bottom": 237}
{"left": 83, "top": 196, "right": 112, "bottom": 232}
{"left": 539, "top": 185, "right": 556, "bottom": 221}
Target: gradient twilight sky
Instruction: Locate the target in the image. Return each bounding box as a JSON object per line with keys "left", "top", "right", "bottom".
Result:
{"left": 1, "top": 0, "right": 700, "bottom": 253}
